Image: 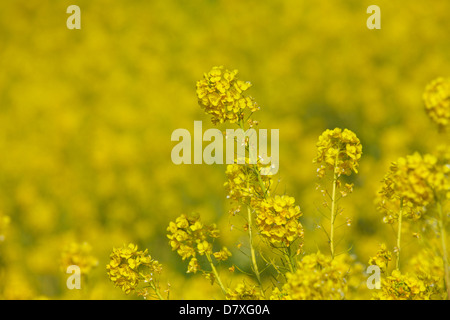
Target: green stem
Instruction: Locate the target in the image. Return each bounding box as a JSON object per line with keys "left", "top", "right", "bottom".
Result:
{"left": 247, "top": 206, "right": 262, "bottom": 284}
{"left": 437, "top": 200, "right": 450, "bottom": 300}
{"left": 206, "top": 253, "right": 227, "bottom": 296}
{"left": 395, "top": 198, "right": 403, "bottom": 271}
{"left": 330, "top": 170, "right": 338, "bottom": 260}
{"left": 150, "top": 282, "right": 165, "bottom": 300}
{"left": 285, "top": 246, "right": 295, "bottom": 273}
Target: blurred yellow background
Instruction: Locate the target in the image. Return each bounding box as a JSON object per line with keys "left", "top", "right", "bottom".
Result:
{"left": 0, "top": 0, "right": 449, "bottom": 299}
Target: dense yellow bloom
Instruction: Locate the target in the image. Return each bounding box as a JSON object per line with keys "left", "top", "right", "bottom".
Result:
{"left": 226, "top": 281, "right": 262, "bottom": 300}
{"left": 423, "top": 77, "right": 450, "bottom": 129}
{"left": 372, "top": 270, "right": 435, "bottom": 300}
{"left": 60, "top": 242, "right": 98, "bottom": 275}
{"left": 255, "top": 195, "right": 303, "bottom": 247}
{"left": 270, "top": 252, "right": 350, "bottom": 300}
{"left": 106, "top": 243, "right": 162, "bottom": 295}
{"left": 313, "top": 128, "right": 362, "bottom": 178}
{"left": 196, "top": 66, "right": 259, "bottom": 125}
{"left": 378, "top": 152, "right": 450, "bottom": 219}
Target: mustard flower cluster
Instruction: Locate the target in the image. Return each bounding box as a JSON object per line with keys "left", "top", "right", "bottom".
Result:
{"left": 270, "top": 252, "right": 350, "bottom": 300}
{"left": 60, "top": 242, "right": 98, "bottom": 275}
{"left": 376, "top": 160, "right": 424, "bottom": 224}
{"left": 313, "top": 128, "right": 362, "bottom": 178}
{"left": 196, "top": 66, "right": 259, "bottom": 125}
{"left": 226, "top": 281, "right": 262, "bottom": 300}
{"left": 106, "top": 243, "right": 163, "bottom": 295}
{"left": 254, "top": 195, "right": 304, "bottom": 247}
{"left": 423, "top": 77, "right": 450, "bottom": 130}
{"left": 372, "top": 270, "right": 437, "bottom": 300}
{"left": 167, "top": 213, "right": 230, "bottom": 274}
{"left": 224, "top": 161, "right": 273, "bottom": 203}
{"left": 408, "top": 249, "right": 445, "bottom": 296}
{"left": 378, "top": 152, "right": 450, "bottom": 220}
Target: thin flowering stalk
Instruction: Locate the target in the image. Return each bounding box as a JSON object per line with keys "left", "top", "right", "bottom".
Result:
{"left": 437, "top": 199, "right": 450, "bottom": 300}
{"left": 395, "top": 198, "right": 404, "bottom": 271}
{"left": 237, "top": 116, "right": 265, "bottom": 293}
{"left": 329, "top": 154, "right": 339, "bottom": 259}
{"left": 206, "top": 253, "right": 227, "bottom": 296}
{"left": 247, "top": 205, "right": 263, "bottom": 288}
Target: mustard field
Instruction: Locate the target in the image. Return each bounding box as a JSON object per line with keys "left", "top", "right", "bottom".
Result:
{"left": 0, "top": 1, "right": 449, "bottom": 300}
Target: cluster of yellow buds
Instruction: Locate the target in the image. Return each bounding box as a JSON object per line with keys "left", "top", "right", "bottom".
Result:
{"left": 106, "top": 243, "right": 162, "bottom": 295}
{"left": 196, "top": 66, "right": 259, "bottom": 125}
{"left": 423, "top": 77, "right": 450, "bottom": 130}
{"left": 167, "top": 214, "right": 230, "bottom": 274}
{"left": 254, "top": 195, "right": 304, "bottom": 247}
{"left": 60, "top": 242, "right": 98, "bottom": 275}
{"left": 270, "top": 252, "right": 350, "bottom": 300}
{"left": 313, "top": 128, "right": 362, "bottom": 178}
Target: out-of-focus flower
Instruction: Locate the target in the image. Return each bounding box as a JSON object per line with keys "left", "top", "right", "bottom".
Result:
{"left": 377, "top": 151, "right": 450, "bottom": 223}
{"left": 423, "top": 77, "right": 450, "bottom": 130}
{"left": 270, "top": 252, "right": 350, "bottom": 300}
{"left": 60, "top": 242, "right": 98, "bottom": 275}
{"left": 196, "top": 66, "right": 259, "bottom": 125}
{"left": 0, "top": 213, "right": 10, "bottom": 242}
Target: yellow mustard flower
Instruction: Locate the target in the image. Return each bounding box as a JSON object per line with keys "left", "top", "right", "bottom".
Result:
{"left": 196, "top": 66, "right": 259, "bottom": 125}
{"left": 270, "top": 252, "right": 350, "bottom": 300}
{"left": 255, "top": 195, "right": 304, "bottom": 247}
{"left": 167, "top": 213, "right": 228, "bottom": 273}
{"left": 372, "top": 270, "right": 434, "bottom": 300}
{"left": 106, "top": 243, "right": 162, "bottom": 295}
{"left": 226, "top": 281, "right": 262, "bottom": 300}
{"left": 224, "top": 160, "right": 273, "bottom": 203}
{"left": 60, "top": 242, "right": 98, "bottom": 276}
{"left": 313, "top": 128, "right": 362, "bottom": 178}
{"left": 423, "top": 77, "right": 450, "bottom": 130}
{"left": 368, "top": 243, "right": 392, "bottom": 273}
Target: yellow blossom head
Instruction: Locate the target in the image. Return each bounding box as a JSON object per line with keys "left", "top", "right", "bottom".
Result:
{"left": 313, "top": 128, "right": 362, "bottom": 178}
{"left": 372, "top": 270, "right": 434, "bottom": 300}
{"left": 167, "top": 213, "right": 230, "bottom": 273}
{"left": 255, "top": 195, "right": 304, "bottom": 247}
{"left": 423, "top": 77, "right": 450, "bottom": 130}
{"left": 60, "top": 242, "right": 98, "bottom": 276}
{"left": 106, "top": 243, "right": 162, "bottom": 295}
{"left": 196, "top": 66, "right": 259, "bottom": 125}
{"left": 270, "top": 252, "right": 350, "bottom": 300}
